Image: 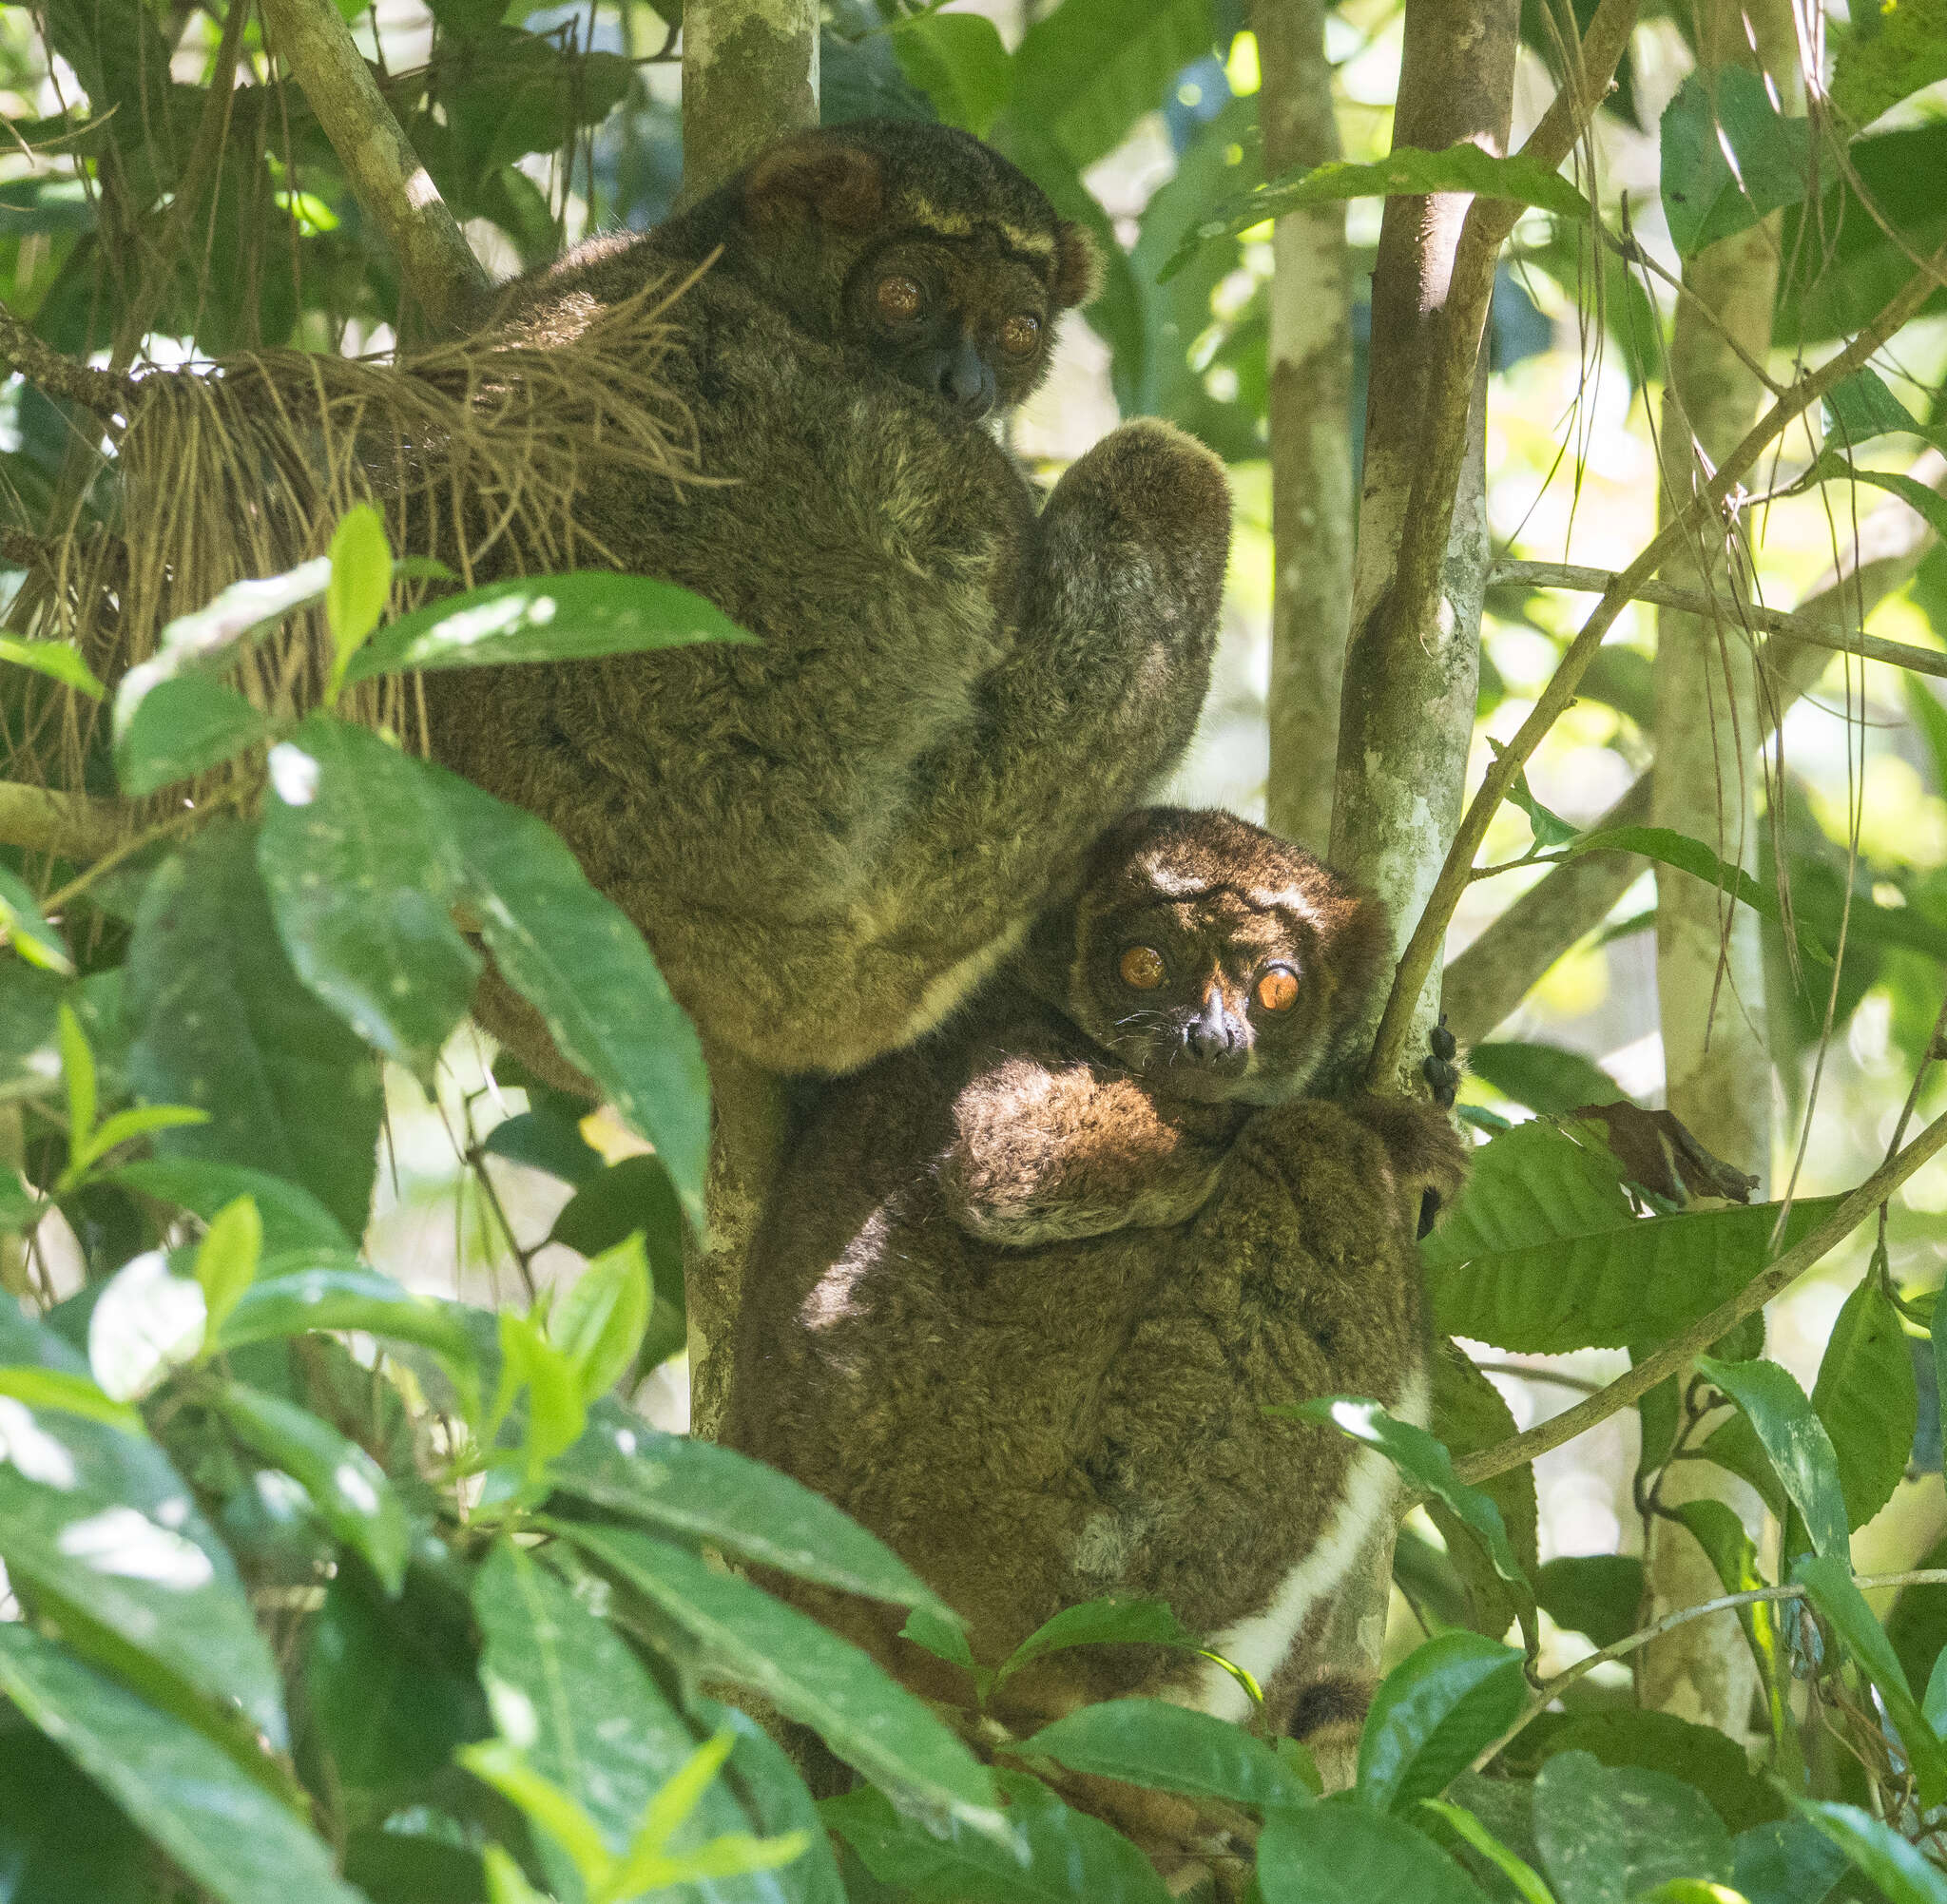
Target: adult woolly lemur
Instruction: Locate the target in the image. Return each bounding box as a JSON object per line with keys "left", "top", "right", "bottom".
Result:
{"left": 724, "top": 807, "right": 1469, "bottom": 1736}
{"left": 421, "top": 122, "right": 1230, "bottom": 1077}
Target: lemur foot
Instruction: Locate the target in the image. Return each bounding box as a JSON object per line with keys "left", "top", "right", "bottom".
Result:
{"left": 1422, "top": 1015, "right": 1461, "bottom": 1110}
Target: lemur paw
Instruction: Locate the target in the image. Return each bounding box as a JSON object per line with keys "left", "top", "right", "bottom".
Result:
{"left": 1422, "top": 1016, "right": 1461, "bottom": 1110}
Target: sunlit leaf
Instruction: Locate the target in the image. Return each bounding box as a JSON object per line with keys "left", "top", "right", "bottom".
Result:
{"left": 1532, "top": 1752, "right": 1732, "bottom": 1903}
{"left": 325, "top": 505, "right": 394, "bottom": 695}
{"left": 1695, "top": 1356, "right": 1848, "bottom": 1562}
{"left": 1358, "top": 1633, "right": 1525, "bottom": 1814}
{"left": 0, "top": 1363, "right": 143, "bottom": 1434}
{"left": 0, "top": 634, "right": 105, "bottom": 698}
{"left": 0, "top": 865, "right": 72, "bottom": 974}
{"left": 1660, "top": 67, "right": 1813, "bottom": 256}
{"left": 87, "top": 1249, "right": 205, "bottom": 1402}
{"left": 549, "top": 1234, "right": 650, "bottom": 1403}
{"left": 1024, "top": 1698, "right": 1303, "bottom": 1813}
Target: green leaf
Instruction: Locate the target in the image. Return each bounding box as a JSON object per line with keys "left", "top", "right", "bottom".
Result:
{"left": 0, "top": 1300, "right": 288, "bottom": 1749}
{"left": 1532, "top": 1752, "right": 1732, "bottom": 1904}
{"left": 0, "top": 633, "right": 105, "bottom": 698}
{"left": 1660, "top": 67, "right": 1813, "bottom": 257}
{"left": 1667, "top": 1498, "right": 1791, "bottom": 1741}
{"left": 1798, "top": 449, "right": 1947, "bottom": 540}
{"left": 1731, "top": 1817, "right": 1848, "bottom": 1904}
{"left": 0, "top": 1162, "right": 34, "bottom": 1229}
{"left": 472, "top": 1542, "right": 801, "bottom": 1902}
{"left": 1494, "top": 744, "right": 1582, "bottom": 850}
{"left": 218, "top": 1263, "right": 477, "bottom": 1370}
{"left": 0, "top": 1625, "right": 361, "bottom": 1904}
{"left": 1358, "top": 1633, "right": 1526, "bottom": 1814}
{"left": 1927, "top": 1646, "right": 1947, "bottom": 1735}
{"left": 827, "top": 1771, "right": 1170, "bottom": 1903}
{"left": 1533, "top": 1709, "right": 1782, "bottom": 1835}
{"left": 889, "top": 11, "right": 1012, "bottom": 138}
{"left": 0, "top": 865, "right": 72, "bottom": 974}
{"left": 106, "top": 1158, "right": 352, "bottom": 1255}
{"left": 1166, "top": 144, "right": 1590, "bottom": 280}
{"left": 1823, "top": 367, "right": 1928, "bottom": 445}
{"left": 1695, "top": 1356, "right": 1848, "bottom": 1561}
{"left": 1466, "top": 1043, "right": 1622, "bottom": 1116}
{"left": 1831, "top": 0, "right": 1947, "bottom": 127}
{"left": 192, "top": 1195, "right": 260, "bottom": 1336}
{"left": 1792, "top": 1551, "right": 1947, "bottom": 1804}
{"left": 487, "top": 1106, "right": 607, "bottom": 1185}
{"left": 1534, "top": 1555, "right": 1643, "bottom": 1648}
{"left": 262, "top": 721, "right": 708, "bottom": 1220}
{"left": 1425, "top": 1121, "right": 1844, "bottom": 1355}
{"left": 1429, "top": 1340, "right": 1538, "bottom": 1642}
{"left": 58, "top": 998, "right": 94, "bottom": 1152}
{"left": 345, "top": 572, "right": 752, "bottom": 684}
{"left": 113, "top": 674, "right": 268, "bottom": 797}
{"left": 67, "top": 1103, "right": 211, "bottom": 1182}
{"left": 1810, "top": 1274, "right": 1918, "bottom": 1529}
{"left": 699, "top": 1702, "right": 849, "bottom": 1904}
{"left": 1008, "top": 0, "right": 1215, "bottom": 173}
{"left": 0, "top": 1363, "right": 143, "bottom": 1433}
{"left": 1418, "top": 1800, "right": 1555, "bottom": 1904}
{"left": 549, "top": 1154, "right": 689, "bottom": 1369}
{"left": 1255, "top": 1796, "right": 1492, "bottom": 1902}
{"left": 549, "top": 1406, "right": 959, "bottom": 1622}
{"left": 554, "top": 1520, "right": 998, "bottom": 1828}
{"left": 1571, "top": 825, "right": 1830, "bottom": 966}
{"left": 125, "top": 820, "right": 383, "bottom": 1239}
{"left": 497, "top": 1309, "right": 586, "bottom": 1472}
{"left": 1275, "top": 1397, "right": 1535, "bottom": 1646}
{"left": 549, "top": 1234, "right": 650, "bottom": 1403}
{"left": 215, "top": 1381, "right": 410, "bottom": 1594}
{"left": 1023, "top": 1698, "right": 1301, "bottom": 1812}
{"left": 1795, "top": 1798, "right": 1947, "bottom": 1904}
{"left": 0, "top": 1721, "right": 148, "bottom": 1904}
{"left": 325, "top": 505, "right": 394, "bottom": 694}
{"left": 900, "top": 1602, "right": 979, "bottom": 1671}
{"left": 87, "top": 1249, "right": 206, "bottom": 1401}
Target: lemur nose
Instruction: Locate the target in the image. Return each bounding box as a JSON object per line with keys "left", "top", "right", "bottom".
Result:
{"left": 941, "top": 344, "right": 993, "bottom": 418}
{"left": 1185, "top": 1014, "right": 1233, "bottom": 1061}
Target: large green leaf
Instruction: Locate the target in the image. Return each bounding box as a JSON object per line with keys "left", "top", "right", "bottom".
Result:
{"left": 548, "top": 1408, "right": 956, "bottom": 1621}
{"left": 344, "top": 572, "right": 752, "bottom": 684}
{"left": 1425, "top": 1121, "right": 1844, "bottom": 1354}
{"left": 1429, "top": 1340, "right": 1538, "bottom": 1642}
{"left": 1008, "top": 0, "right": 1214, "bottom": 171}
{"left": 1256, "top": 1797, "right": 1491, "bottom": 1903}
{"left": 217, "top": 1263, "right": 477, "bottom": 1367}
{"left": 1810, "top": 1274, "right": 1918, "bottom": 1530}
{"left": 0, "top": 1302, "right": 287, "bottom": 1750}
{"left": 553, "top": 1521, "right": 996, "bottom": 1827}
{"left": 889, "top": 11, "right": 1012, "bottom": 138}
{"left": 1666, "top": 1498, "right": 1791, "bottom": 1743}
{"left": 825, "top": 1772, "right": 1170, "bottom": 1904}
{"left": 113, "top": 674, "right": 268, "bottom": 798}
{"left": 125, "top": 819, "right": 383, "bottom": 1240}
{"left": 105, "top": 1158, "right": 353, "bottom": 1256}
{"left": 1696, "top": 1356, "right": 1848, "bottom": 1562}
{"left": 0, "top": 1720, "right": 147, "bottom": 1904}
{"left": 1533, "top": 1555, "right": 1642, "bottom": 1649}
{"left": 1731, "top": 1817, "right": 1847, "bottom": 1904}
{"left": 1659, "top": 67, "right": 1813, "bottom": 257}
{"left": 1795, "top": 1799, "right": 1947, "bottom": 1904}
{"left": 471, "top": 1541, "right": 801, "bottom": 1904}
{"left": 1532, "top": 1752, "right": 1732, "bottom": 1903}
{"left": 0, "top": 1626, "right": 361, "bottom": 1904}
{"left": 1465, "top": 1043, "right": 1623, "bottom": 1116}
{"left": 1531, "top": 1710, "right": 1781, "bottom": 1834}
{"left": 699, "top": 1702, "right": 847, "bottom": 1904}
{"left": 261, "top": 720, "right": 708, "bottom": 1220}
{"left": 1357, "top": 1633, "right": 1526, "bottom": 1815}
{"left": 1832, "top": 0, "right": 1947, "bottom": 126}
{"left": 1023, "top": 1699, "right": 1302, "bottom": 1813}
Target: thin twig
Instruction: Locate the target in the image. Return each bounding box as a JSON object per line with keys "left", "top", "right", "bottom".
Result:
{"left": 1370, "top": 235, "right": 1947, "bottom": 1087}
{"left": 1472, "top": 1361, "right": 1604, "bottom": 1395}
{"left": 1454, "top": 1104, "right": 1947, "bottom": 1483}
{"left": 1491, "top": 558, "right": 1947, "bottom": 682}
{"left": 1473, "top": 1569, "right": 1947, "bottom": 1771}
{"left": 41, "top": 784, "right": 249, "bottom": 914}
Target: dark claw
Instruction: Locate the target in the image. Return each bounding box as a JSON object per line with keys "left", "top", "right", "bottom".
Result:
{"left": 1423, "top": 1052, "right": 1460, "bottom": 1109}
{"left": 1429, "top": 1016, "right": 1457, "bottom": 1063}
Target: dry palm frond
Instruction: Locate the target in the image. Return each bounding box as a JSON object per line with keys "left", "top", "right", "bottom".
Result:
{"left": 2, "top": 263, "right": 705, "bottom": 820}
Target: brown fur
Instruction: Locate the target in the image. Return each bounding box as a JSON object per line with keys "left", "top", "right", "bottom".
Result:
{"left": 418, "top": 125, "right": 1228, "bottom": 1076}
{"left": 724, "top": 809, "right": 1469, "bottom": 1736}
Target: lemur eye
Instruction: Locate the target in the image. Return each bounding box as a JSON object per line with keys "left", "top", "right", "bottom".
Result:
{"left": 999, "top": 314, "right": 1042, "bottom": 357}
{"left": 1256, "top": 967, "right": 1301, "bottom": 1013}
{"left": 1119, "top": 945, "right": 1166, "bottom": 990}
{"left": 876, "top": 276, "right": 924, "bottom": 323}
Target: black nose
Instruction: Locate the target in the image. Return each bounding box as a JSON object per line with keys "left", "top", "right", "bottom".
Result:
{"left": 939, "top": 343, "right": 993, "bottom": 418}
{"left": 1185, "top": 1013, "right": 1235, "bottom": 1062}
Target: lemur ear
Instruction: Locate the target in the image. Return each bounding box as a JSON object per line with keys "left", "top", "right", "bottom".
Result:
{"left": 745, "top": 135, "right": 885, "bottom": 233}
{"left": 1051, "top": 221, "right": 1101, "bottom": 309}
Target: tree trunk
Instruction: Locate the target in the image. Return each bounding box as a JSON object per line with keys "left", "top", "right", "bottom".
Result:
{"left": 1313, "top": 0, "right": 1517, "bottom": 1783}
{"left": 1256, "top": 0, "right": 1354, "bottom": 856}
{"left": 1637, "top": 0, "right": 1798, "bottom": 1733}
{"left": 675, "top": 0, "right": 820, "bottom": 1435}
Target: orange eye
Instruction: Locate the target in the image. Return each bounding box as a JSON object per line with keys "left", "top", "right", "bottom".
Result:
{"left": 876, "top": 276, "right": 924, "bottom": 323}
{"left": 1256, "top": 968, "right": 1301, "bottom": 1013}
{"left": 999, "top": 313, "right": 1041, "bottom": 357}
{"left": 1119, "top": 946, "right": 1166, "bottom": 990}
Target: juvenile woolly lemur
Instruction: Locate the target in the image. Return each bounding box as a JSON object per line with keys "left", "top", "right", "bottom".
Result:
{"left": 421, "top": 121, "right": 1231, "bottom": 1078}
{"left": 724, "top": 807, "right": 1469, "bottom": 1739}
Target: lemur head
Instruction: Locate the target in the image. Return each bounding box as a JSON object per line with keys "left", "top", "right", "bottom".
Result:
{"left": 680, "top": 121, "right": 1098, "bottom": 420}
{"left": 1033, "top": 808, "right": 1391, "bottom": 1106}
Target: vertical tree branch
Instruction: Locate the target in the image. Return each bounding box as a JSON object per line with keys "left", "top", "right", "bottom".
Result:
{"left": 675, "top": 0, "right": 820, "bottom": 1436}
{"left": 1257, "top": 0, "right": 1354, "bottom": 856}
{"left": 1636, "top": 0, "right": 1799, "bottom": 1736}
{"left": 676, "top": 0, "right": 820, "bottom": 208}
{"left": 256, "top": 0, "right": 490, "bottom": 334}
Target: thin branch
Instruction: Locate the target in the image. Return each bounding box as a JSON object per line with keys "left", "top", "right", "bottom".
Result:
{"left": 0, "top": 783, "right": 125, "bottom": 861}
{"left": 256, "top": 0, "right": 489, "bottom": 334}
{"left": 40, "top": 784, "right": 248, "bottom": 914}
{"left": 0, "top": 302, "right": 127, "bottom": 420}
{"left": 1472, "top": 1361, "right": 1604, "bottom": 1394}
{"left": 1454, "top": 1103, "right": 1947, "bottom": 1483}
{"left": 1370, "top": 235, "right": 1947, "bottom": 1087}
{"left": 1474, "top": 1569, "right": 1947, "bottom": 1771}
{"left": 1492, "top": 558, "right": 1947, "bottom": 681}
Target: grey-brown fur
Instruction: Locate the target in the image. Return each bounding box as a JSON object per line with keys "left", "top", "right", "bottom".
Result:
{"left": 724, "top": 808, "right": 1469, "bottom": 1735}
{"left": 419, "top": 123, "right": 1229, "bottom": 1075}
